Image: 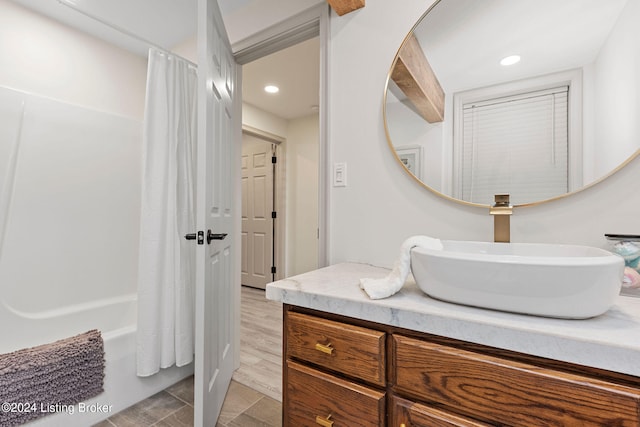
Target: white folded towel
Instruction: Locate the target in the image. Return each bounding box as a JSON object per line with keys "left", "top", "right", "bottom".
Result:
{"left": 359, "top": 235, "right": 443, "bottom": 299}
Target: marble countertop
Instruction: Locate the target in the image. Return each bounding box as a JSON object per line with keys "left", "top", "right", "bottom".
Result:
{"left": 266, "top": 262, "right": 640, "bottom": 377}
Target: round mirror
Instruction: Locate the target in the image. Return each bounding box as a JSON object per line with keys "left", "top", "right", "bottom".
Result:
{"left": 384, "top": 0, "right": 640, "bottom": 207}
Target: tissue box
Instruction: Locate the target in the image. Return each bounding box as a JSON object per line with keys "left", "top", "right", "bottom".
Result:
{"left": 605, "top": 234, "right": 640, "bottom": 297}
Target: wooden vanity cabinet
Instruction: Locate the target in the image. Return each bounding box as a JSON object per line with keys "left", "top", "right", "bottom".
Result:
{"left": 283, "top": 305, "right": 640, "bottom": 427}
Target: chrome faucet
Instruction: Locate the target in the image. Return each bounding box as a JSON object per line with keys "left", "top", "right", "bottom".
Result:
{"left": 489, "top": 194, "right": 512, "bottom": 243}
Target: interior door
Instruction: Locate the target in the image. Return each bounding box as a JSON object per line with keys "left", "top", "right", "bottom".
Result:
{"left": 194, "top": 0, "right": 239, "bottom": 425}
{"left": 241, "top": 133, "right": 274, "bottom": 289}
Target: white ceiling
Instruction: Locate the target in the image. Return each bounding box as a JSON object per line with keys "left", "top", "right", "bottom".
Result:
{"left": 10, "top": 0, "right": 319, "bottom": 120}
{"left": 243, "top": 37, "right": 320, "bottom": 120}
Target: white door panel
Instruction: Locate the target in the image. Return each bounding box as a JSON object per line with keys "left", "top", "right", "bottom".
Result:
{"left": 241, "top": 134, "right": 274, "bottom": 289}
{"left": 194, "top": 0, "right": 238, "bottom": 425}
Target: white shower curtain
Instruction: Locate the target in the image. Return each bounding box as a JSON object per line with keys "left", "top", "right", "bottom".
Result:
{"left": 136, "top": 49, "right": 197, "bottom": 377}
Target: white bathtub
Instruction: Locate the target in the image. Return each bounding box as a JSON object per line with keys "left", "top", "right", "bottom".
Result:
{"left": 1, "top": 295, "right": 193, "bottom": 427}
{"left": 0, "top": 87, "right": 192, "bottom": 425}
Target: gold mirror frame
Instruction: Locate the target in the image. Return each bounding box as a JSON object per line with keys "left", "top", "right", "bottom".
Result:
{"left": 383, "top": 0, "right": 640, "bottom": 209}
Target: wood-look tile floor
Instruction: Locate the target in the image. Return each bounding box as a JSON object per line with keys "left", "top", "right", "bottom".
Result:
{"left": 232, "top": 285, "right": 283, "bottom": 401}
{"left": 94, "top": 286, "right": 282, "bottom": 427}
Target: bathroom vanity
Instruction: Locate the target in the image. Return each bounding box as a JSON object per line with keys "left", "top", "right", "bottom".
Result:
{"left": 266, "top": 263, "right": 640, "bottom": 426}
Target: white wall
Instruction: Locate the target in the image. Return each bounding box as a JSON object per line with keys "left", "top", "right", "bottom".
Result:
{"left": 286, "top": 114, "right": 319, "bottom": 276}
{"left": 592, "top": 0, "right": 640, "bottom": 178}
{"left": 0, "top": 0, "right": 145, "bottom": 305}
{"left": 327, "top": 1, "right": 640, "bottom": 269}
{"left": 243, "top": 102, "right": 289, "bottom": 137}
{"left": 171, "top": 35, "right": 198, "bottom": 64}
{"left": 0, "top": 0, "right": 147, "bottom": 119}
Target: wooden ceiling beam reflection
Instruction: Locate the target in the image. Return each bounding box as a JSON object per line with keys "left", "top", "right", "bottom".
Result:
{"left": 326, "top": 0, "right": 365, "bottom": 16}
{"left": 391, "top": 34, "right": 445, "bottom": 123}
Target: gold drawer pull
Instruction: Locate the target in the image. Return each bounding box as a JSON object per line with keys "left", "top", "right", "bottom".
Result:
{"left": 315, "top": 342, "right": 334, "bottom": 355}
{"left": 315, "top": 414, "right": 334, "bottom": 427}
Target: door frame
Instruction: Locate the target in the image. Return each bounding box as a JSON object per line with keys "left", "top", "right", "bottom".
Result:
{"left": 232, "top": 3, "right": 330, "bottom": 272}
{"left": 230, "top": 1, "right": 330, "bottom": 374}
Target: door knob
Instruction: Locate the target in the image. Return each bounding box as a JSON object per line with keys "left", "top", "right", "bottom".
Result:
{"left": 207, "top": 229, "right": 227, "bottom": 244}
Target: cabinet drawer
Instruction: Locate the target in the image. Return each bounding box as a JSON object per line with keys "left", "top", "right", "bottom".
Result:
{"left": 392, "top": 396, "right": 491, "bottom": 427}
{"left": 393, "top": 335, "right": 640, "bottom": 427}
{"left": 285, "top": 361, "right": 385, "bottom": 427}
{"left": 286, "top": 311, "right": 386, "bottom": 386}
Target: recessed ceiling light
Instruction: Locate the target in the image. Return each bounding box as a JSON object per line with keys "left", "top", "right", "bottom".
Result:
{"left": 500, "top": 55, "right": 521, "bottom": 66}
{"left": 264, "top": 85, "right": 279, "bottom": 94}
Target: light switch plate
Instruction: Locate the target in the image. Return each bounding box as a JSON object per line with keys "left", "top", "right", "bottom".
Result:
{"left": 333, "top": 162, "right": 347, "bottom": 187}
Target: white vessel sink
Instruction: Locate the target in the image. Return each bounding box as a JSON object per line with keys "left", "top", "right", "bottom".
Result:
{"left": 411, "top": 240, "right": 624, "bottom": 319}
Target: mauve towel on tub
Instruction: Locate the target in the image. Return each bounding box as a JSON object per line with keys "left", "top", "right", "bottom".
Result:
{"left": 0, "top": 329, "right": 105, "bottom": 426}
